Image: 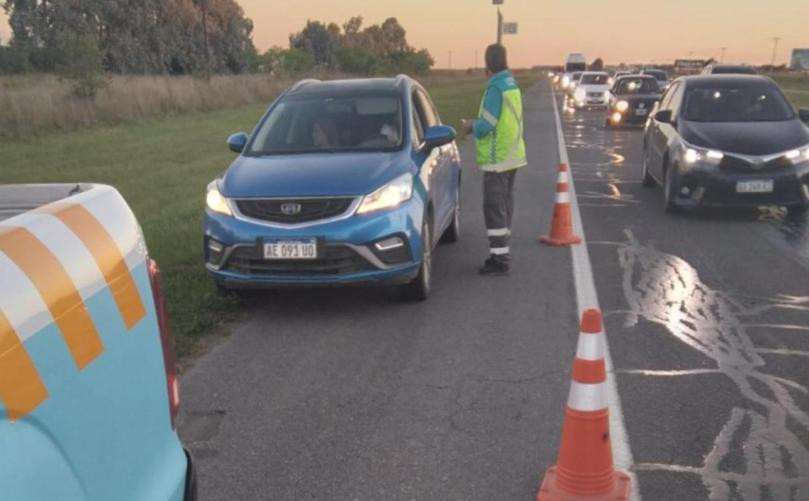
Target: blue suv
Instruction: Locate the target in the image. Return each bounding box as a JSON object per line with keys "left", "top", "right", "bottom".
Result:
{"left": 203, "top": 76, "right": 461, "bottom": 300}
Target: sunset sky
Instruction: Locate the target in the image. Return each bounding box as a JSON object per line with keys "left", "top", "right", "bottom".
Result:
{"left": 2, "top": 0, "right": 808, "bottom": 68}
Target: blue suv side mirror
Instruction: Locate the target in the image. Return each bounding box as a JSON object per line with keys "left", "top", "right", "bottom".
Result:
{"left": 422, "top": 125, "right": 456, "bottom": 151}
{"left": 227, "top": 132, "right": 248, "bottom": 153}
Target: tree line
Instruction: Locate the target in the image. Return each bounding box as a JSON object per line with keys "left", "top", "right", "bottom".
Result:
{"left": 252, "top": 16, "right": 434, "bottom": 76}
{"left": 0, "top": 3, "right": 433, "bottom": 76}
{"left": 1, "top": 0, "right": 254, "bottom": 75}
{"left": 0, "top": 3, "right": 434, "bottom": 96}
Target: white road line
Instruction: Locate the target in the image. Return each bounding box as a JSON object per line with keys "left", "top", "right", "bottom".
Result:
{"left": 549, "top": 85, "right": 642, "bottom": 501}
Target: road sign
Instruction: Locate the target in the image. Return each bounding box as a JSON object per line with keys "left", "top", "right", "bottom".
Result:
{"left": 503, "top": 22, "right": 518, "bottom": 35}
{"left": 674, "top": 59, "right": 706, "bottom": 75}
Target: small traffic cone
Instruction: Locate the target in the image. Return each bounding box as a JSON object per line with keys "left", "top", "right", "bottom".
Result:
{"left": 537, "top": 309, "right": 631, "bottom": 501}
{"left": 540, "top": 164, "right": 582, "bottom": 246}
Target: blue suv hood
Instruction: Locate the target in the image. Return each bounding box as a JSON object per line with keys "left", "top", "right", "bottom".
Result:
{"left": 221, "top": 152, "right": 412, "bottom": 198}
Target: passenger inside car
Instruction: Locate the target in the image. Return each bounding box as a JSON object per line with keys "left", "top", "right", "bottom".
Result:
{"left": 358, "top": 121, "right": 400, "bottom": 148}
{"left": 311, "top": 116, "right": 340, "bottom": 148}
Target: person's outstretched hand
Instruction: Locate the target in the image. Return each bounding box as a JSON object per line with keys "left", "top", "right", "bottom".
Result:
{"left": 460, "top": 119, "right": 474, "bottom": 136}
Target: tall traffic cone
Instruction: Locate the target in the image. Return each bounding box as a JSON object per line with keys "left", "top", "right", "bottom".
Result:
{"left": 537, "top": 309, "right": 631, "bottom": 501}
{"left": 540, "top": 164, "right": 582, "bottom": 246}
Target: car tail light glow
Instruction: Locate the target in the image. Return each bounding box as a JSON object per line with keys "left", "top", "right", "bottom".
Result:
{"left": 148, "top": 259, "right": 180, "bottom": 429}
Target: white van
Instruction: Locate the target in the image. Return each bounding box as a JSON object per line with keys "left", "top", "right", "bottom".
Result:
{"left": 560, "top": 53, "right": 588, "bottom": 89}
{"left": 565, "top": 53, "right": 587, "bottom": 73}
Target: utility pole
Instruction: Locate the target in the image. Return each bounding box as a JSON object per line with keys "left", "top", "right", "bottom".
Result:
{"left": 771, "top": 37, "right": 781, "bottom": 67}
{"left": 720, "top": 47, "right": 727, "bottom": 63}
{"left": 475, "top": 49, "right": 479, "bottom": 70}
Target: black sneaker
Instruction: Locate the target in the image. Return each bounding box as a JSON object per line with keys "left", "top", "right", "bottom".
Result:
{"left": 479, "top": 258, "right": 511, "bottom": 276}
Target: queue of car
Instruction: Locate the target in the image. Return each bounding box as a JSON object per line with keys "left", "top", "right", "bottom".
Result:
{"left": 551, "top": 58, "right": 809, "bottom": 215}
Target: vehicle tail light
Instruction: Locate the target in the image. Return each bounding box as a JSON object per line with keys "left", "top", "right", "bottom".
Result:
{"left": 147, "top": 259, "right": 180, "bottom": 429}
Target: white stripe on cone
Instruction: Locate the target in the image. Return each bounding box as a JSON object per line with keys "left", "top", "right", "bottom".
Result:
{"left": 557, "top": 171, "right": 569, "bottom": 183}
{"left": 556, "top": 192, "right": 571, "bottom": 204}
{"left": 490, "top": 247, "right": 510, "bottom": 255}
{"left": 575, "top": 333, "right": 606, "bottom": 361}
{"left": 567, "top": 381, "right": 609, "bottom": 412}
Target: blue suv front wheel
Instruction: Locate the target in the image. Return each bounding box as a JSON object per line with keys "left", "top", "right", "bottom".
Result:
{"left": 400, "top": 215, "right": 432, "bottom": 300}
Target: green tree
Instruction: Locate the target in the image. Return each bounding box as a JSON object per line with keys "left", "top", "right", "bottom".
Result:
{"left": 289, "top": 20, "right": 339, "bottom": 68}
{"left": 3, "top": 0, "right": 36, "bottom": 49}
{"left": 335, "top": 46, "right": 376, "bottom": 74}
{"left": 397, "top": 49, "right": 434, "bottom": 75}
{"left": 51, "top": 30, "right": 106, "bottom": 98}
{"left": 288, "top": 15, "right": 434, "bottom": 76}
{"left": 590, "top": 57, "right": 604, "bottom": 71}
{"left": 2, "top": 0, "right": 256, "bottom": 75}
{"left": 341, "top": 16, "right": 364, "bottom": 48}
{"left": 281, "top": 47, "right": 315, "bottom": 73}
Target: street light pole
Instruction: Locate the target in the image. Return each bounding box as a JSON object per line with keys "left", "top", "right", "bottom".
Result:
{"left": 493, "top": 0, "right": 504, "bottom": 44}
{"left": 497, "top": 7, "right": 503, "bottom": 44}
{"left": 771, "top": 37, "right": 781, "bottom": 68}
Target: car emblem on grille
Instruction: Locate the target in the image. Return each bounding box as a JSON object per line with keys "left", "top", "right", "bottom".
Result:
{"left": 638, "top": 103, "right": 645, "bottom": 109}
{"left": 280, "top": 203, "right": 302, "bottom": 216}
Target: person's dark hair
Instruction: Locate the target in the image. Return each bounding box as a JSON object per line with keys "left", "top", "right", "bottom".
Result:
{"left": 485, "top": 44, "right": 508, "bottom": 73}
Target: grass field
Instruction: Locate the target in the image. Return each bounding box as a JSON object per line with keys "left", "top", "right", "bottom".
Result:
{"left": 773, "top": 75, "right": 809, "bottom": 109}
{"left": 0, "top": 71, "right": 541, "bottom": 357}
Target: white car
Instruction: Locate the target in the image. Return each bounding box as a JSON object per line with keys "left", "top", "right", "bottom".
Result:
{"left": 571, "top": 71, "right": 611, "bottom": 109}
{"left": 561, "top": 71, "right": 583, "bottom": 96}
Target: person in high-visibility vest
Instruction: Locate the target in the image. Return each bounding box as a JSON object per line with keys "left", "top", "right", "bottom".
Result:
{"left": 462, "top": 44, "right": 527, "bottom": 276}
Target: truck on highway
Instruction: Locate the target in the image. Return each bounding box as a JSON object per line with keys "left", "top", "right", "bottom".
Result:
{"left": 564, "top": 53, "right": 588, "bottom": 73}
{"left": 0, "top": 183, "right": 197, "bottom": 501}
{"left": 560, "top": 53, "right": 588, "bottom": 90}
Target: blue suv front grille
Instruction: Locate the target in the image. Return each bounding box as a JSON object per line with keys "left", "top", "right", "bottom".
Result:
{"left": 235, "top": 198, "right": 355, "bottom": 224}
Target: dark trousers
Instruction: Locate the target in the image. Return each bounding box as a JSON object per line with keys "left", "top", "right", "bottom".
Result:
{"left": 483, "top": 169, "right": 517, "bottom": 262}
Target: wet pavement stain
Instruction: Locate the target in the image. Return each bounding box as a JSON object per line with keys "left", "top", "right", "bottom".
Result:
{"left": 612, "top": 230, "right": 809, "bottom": 500}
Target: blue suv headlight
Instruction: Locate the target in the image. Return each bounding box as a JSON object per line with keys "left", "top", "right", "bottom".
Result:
{"left": 356, "top": 173, "right": 413, "bottom": 215}
{"left": 206, "top": 181, "right": 233, "bottom": 216}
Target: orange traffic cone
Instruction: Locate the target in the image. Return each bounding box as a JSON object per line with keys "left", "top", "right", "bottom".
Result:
{"left": 540, "top": 164, "right": 582, "bottom": 246}
{"left": 537, "top": 309, "right": 631, "bottom": 501}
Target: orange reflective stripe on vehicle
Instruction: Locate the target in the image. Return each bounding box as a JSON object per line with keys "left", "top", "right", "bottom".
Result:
{"left": 0, "top": 309, "right": 48, "bottom": 421}
{"left": 0, "top": 227, "right": 104, "bottom": 370}
{"left": 40, "top": 203, "right": 146, "bottom": 330}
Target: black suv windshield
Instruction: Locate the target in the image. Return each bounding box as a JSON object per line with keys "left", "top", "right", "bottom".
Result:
{"left": 247, "top": 93, "right": 404, "bottom": 155}
{"left": 581, "top": 74, "right": 609, "bottom": 85}
{"left": 710, "top": 65, "right": 756, "bottom": 75}
{"left": 683, "top": 83, "right": 795, "bottom": 122}
{"left": 615, "top": 77, "right": 659, "bottom": 94}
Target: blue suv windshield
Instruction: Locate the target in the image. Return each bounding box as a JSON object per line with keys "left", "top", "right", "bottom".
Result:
{"left": 247, "top": 93, "right": 404, "bottom": 155}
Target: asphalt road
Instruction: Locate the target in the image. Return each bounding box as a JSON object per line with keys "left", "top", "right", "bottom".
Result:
{"left": 561, "top": 89, "right": 809, "bottom": 500}
{"left": 180, "top": 79, "right": 809, "bottom": 500}
{"left": 179, "top": 82, "right": 580, "bottom": 501}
